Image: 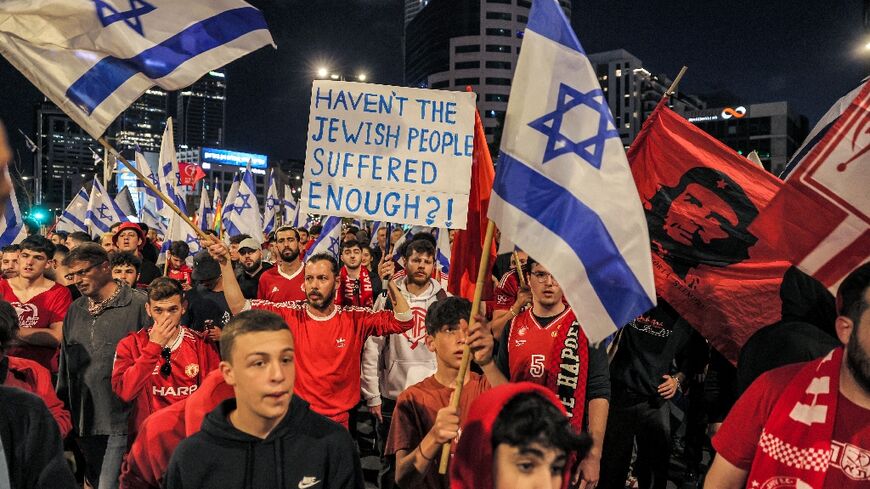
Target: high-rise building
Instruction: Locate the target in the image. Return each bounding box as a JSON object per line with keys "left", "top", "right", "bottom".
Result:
{"left": 112, "top": 88, "right": 169, "bottom": 153}
{"left": 405, "top": 0, "right": 571, "bottom": 145}
{"left": 176, "top": 70, "right": 227, "bottom": 149}
{"left": 405, "top": 0, "right": 430, "bottom": 26}
{"left": 177, "top": 146, "right": 269, "bottom": 212}
{"left": 587, "top": 49, "right": 706, "bottom": 146}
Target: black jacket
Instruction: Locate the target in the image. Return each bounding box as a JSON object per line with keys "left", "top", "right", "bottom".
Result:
{"left": 0, "top": 386, "right": 76, "bottom": 489}
{"left": 165, "top": 396, "right": 363, "bottom": 489}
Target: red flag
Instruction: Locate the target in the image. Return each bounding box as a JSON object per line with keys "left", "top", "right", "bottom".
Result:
{"left": 751, "top": 82, "right": 870, "bottom": 290}
{"left": 627, "top": 102, "right": 789, "bottom": 363}
{"left": 179, "top": 162, "right": 206, "bottom": 187}
{"left": 448, "top": 108, "right": 497, "bottom": 299}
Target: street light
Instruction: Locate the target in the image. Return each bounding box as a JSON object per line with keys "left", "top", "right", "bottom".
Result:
{"left": 357, "top": 73, "right": 367, "bottom": 82}
{"left": 330, "top": 73, "right": 340, "bottom": 80}
{"left": 317, "top": 67, "right": 329, "bottom": 78}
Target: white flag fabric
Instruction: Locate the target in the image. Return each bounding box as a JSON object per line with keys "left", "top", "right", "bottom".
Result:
{"left": 57, "top": 187, "right": 91, "bottom": 234}
{"left": 0, "top": 1, "right": 273, "bottom": 139}
{"left": 224, "top": 170, "right": 263, "bottom": 242}
{"left": 158, "top": 118, "right": 184, "bottom": 209}
{"left": 263, "top": 170, "right": 279, "bottom": 234}
{"left": 282, "top": 184, "right": 298, "bottom": 228}
{"left": 221, "top": 173, "right": 240, "bottom": 238}
{"left": 211, "top": 186, "right": 222, "bottom": 231}
{"left": 304, "top": 215, "right": 342, "bottom": 260}
{"left": 162, "top": 209, "right": 201, "bottom": 259}
{"left": 114, "top": 185, "right": 137, "bottom": 217}
{"left": 86, "top": 177, "right": 129, "bottom": 234}
{"left": 197, "top": 185, "right": 213, "bottom": 233}
{"left": 135, "top": 150, "right": 164, "bottom": 211}
{"left": 0, "top": 183, "right": 25, "bottom": 246}
{"left": 369, "top": 221, "right": 383, "bottom": 248}
{"left": 486, "top": 0, "right": 655, "bottom": 342}
{"left": 435, "top": 228, "right": 451, "bottom": 276}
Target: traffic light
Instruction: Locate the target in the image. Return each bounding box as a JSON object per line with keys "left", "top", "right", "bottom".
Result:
{"left": 28, "top": 205, "right": 49, "bottom": 225}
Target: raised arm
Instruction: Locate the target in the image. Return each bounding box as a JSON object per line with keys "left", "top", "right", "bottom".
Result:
{"left": 203, "top": 237, "right": 246, "bottom": 315}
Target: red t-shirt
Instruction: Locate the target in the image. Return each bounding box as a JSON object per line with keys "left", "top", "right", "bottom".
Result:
{"left": 0, "top": 280, "right": 71, "bottom": 372}
{"left": 111, "top": 327, "right": 221, "bottom": 438}
{"left": 506, "top": 308, "right": 575, "bottom": 384}
{"left": 257, "top": 263, "right": 306, "bottom": 303}
{"left": 250, "top": 300, "right": 413, "bottom": 424}
{"left": 713, "top": 362, "right": 870, "bottom": 487}
{"left": 167, "top": 265, "right": 193, "bottom": 288}
{"left": 386, "top": 373, "right": 491, "bottom": 489}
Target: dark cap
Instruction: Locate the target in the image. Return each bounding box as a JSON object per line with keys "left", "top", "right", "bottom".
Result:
{"left": 191, "top": 250, "right": 221, "bottom": 281}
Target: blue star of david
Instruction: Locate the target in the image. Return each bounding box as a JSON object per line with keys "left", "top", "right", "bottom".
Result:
{"left": 93, "top": 0, "right": 156, "bottom": 36}
{"left": 233, "top": 194, "right": 252, "bottom": 215}
{"left": 185, "top": 234, "right": 198, "bottom": 245}
{"left": 148, "top": 174, "right": 159, "bottom": 186}
{"left": 266, "top": 197, "right": 280, "bottom": 210}
{"left": 527, "top": 83, "right": 620, "bottom": 169}
{"left": 97, "top": 203, "right": 111, "bottom": 220}
{"left": 327, "top": 236, "right": 340, "bottom": 256}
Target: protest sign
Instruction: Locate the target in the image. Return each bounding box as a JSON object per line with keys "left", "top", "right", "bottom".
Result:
{"left": 300, "top": 80, "right": 476, "bottom": 228}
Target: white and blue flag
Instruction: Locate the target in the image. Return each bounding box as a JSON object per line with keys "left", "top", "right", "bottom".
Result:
{"left": 114, "top": 185, "right": 137, "bottom": 218}
{"left": 135, "top": 149, "right": 163, "bottom": 211}
{"left": 0, "top": 183, "right": 26, "bottom": 246}
{"left": 197, "top": 185, "right": 213, "bottom": 233}
{"left": 487, "top": 0, "right": 655, "bottom": 342}
{"left": 158, "top": 118, "right": 185, "bottom": 209}
{"left": 225, "top": 170, "right": 263, "bottom": 242}
{"left": 434, "top": 228, "right": 451, "bottom": 276}
{"left": 57, "top": 187, "right": 91, "bottom": 234}
{"left": 161, "top": 209, "right": 201, "bottom": 261}
{"left": 390, "top": 227, "right": 414, "bottom": 262}
{"left": 221, "top": 173, "right": 240, "bottom": 237}
{"left": 369, "top": 221, "right": 383, "bottom": 248}
{"left": 0, "top": 1, "right": 274, "bottom": 140}
{"left": 263, "top": 170, "right": 279, "bottom": 234}
{"left": 283, "top": 184, "right": 299, "bottom": 227}
{"left": 86, "top": 177, "right": 129, "bottom": 234}
{"left": 304, "top": 215, "right": 342, "bottom": 260}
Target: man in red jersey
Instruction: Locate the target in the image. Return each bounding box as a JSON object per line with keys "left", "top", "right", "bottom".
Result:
{"left": 257, "top": 225, "right": 306, "bottom": 302}
{"left": 494, "top": 257, "right": 611, "bottom": 489}
{"left": 112, "top": 277, "right": 220, "bottom": 439}
{"left": 0, "top": 235, "right": 71, "bottom": 373}
{"left": 705, "top": 263, "right": 870, "bottom": 489}
{"left": 207, "top": 237, "right": 414, "bottom": 428}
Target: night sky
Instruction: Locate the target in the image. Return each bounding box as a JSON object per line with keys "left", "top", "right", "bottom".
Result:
{"left": 0, "top": 0, "right": 867, "bottom": 163}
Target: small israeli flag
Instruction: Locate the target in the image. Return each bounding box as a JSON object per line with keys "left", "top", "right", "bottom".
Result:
{"left": 263, "top": 170, "right": 279, "bottom": 234}
{"left": 305, "top": 215, "right": 342, "bottom": 260}
{"left": 56, "top": 187, "right": 91, "bottom": 234}
{"left": 85, "top": 177, "right": 129, "bottom": 234}
{"left": 225, "top": 170, "right": 263, "bottom": 242}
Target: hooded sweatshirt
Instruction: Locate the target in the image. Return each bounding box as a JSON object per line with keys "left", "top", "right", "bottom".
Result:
{"left": 361, "top": 276, "right": 447, "bottom": 405}
{"left": 450, "top": 382, "right": 574, "bottom": 489}
{"left": 165, "top": 396, "right": 363, "bottom": 489}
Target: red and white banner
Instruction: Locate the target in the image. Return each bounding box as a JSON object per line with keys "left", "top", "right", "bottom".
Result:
{"left": 179, "top": 162, "right": 206, "bottom": 187}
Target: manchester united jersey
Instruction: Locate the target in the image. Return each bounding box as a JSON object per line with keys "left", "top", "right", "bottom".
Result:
{"left": 257, "top": 263, "right": 306, "bottom": 302}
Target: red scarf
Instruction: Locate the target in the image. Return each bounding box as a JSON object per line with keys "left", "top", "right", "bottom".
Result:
{"left": 545, "top": 315, "right": 589, "bottom": 431}
{"left": 337, "top": 265, "right": 373, "bottom": 307}
{"left": 747, "top": 348, "right": 842, "bottom": 489}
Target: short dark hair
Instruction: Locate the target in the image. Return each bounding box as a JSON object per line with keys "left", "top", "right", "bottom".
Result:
{"left": 53, "top": 231, "right": 69, "bottom": 240}
{"left": 53, "top": 244, "right": 69, "bottom": 260}
{"left": 346, "top": 226, "right": 359, "bottom": 235}
{"left": 63, "top": 243, "right": 108, "bottom": 267}
{"left": 147, "top": 277, "right": 184, "bottom": 302}
{"left": 403, "top": 238, "right": 436, "bottom": 260}
{"left": 220, "top": 310, "right": 291, "bottom": 361}
{"left": 67, "top": 231, "right": 92, "bottom": 244}
{"left": 275, "top": 225, "right": 300, "bottom": 241}
{"left": 168, "top": 241, "right": 190, "bottom": 260}
{"left": 492, "top": 391, "right": 591, "bottom": 455}
{"left": 426, "top": 296, "right": 471, "bottom": 336}
{"left": 0, "top": 301, "right": 19, "bottom": 352}
{"left": 340, "top": 240, "right": 361, "bottom": 252}
{"left": 110, "top": 251, "right": 141, "bottom": 272}
{"left": 297, "top": 227, "right": 309, "bottom": 234}
{"left": 1, "top": 245, "right": 19, "bottom": 255}
{"left": 838, "top": 262, "right": 870, "bottom": 324}
{"left": 19, "top": 235, "right": 55, "bottom": 258}
{"left": 229, "top": 234, "right": 251, "bottom": 245}
{"left": 306, "top": 252, "right": 339, "bottom": 275}
{"left": 309, "top": 224, "right": 323, "bottom": 235}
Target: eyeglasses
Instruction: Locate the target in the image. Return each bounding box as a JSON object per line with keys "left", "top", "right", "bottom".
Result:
{"left": 160, "top": 347, "right": 172, "bottom": 376}
{"left": 64, "top": 260, "right": 106, "bottom": 282}
{"left": 530, "top": 271, "right": 556, "bottom": 284}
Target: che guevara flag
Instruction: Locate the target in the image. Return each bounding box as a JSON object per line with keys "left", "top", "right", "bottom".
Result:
{"left": 627, "top": 102, "right": 790, "bottom": 363}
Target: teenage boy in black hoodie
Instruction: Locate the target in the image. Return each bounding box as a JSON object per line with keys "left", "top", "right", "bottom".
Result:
{"left": 165, "top": 309, "right": 363, "bottom": 489}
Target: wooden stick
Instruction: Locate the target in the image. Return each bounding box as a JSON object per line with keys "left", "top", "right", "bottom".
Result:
{"left": 663, "top": 66, "right": 688, "bottom": 99}
{"left": 438, "top": 219, "right": 496, "bottom": 474}
{"left": 98, "top": 137, "right": 209, "bottom": 241}
{"left": 513, "top": 250, "right": 526, "bottom": 289}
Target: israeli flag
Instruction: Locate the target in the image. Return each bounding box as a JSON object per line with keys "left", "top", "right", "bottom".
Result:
{"left": 57, "top": 187, "right": 90, "bottom": 234}
{"left": 390, "top": 227, "right": 414, "bottom": 262}
{"left": 225, "top": 170, "right": 263, "bottom": 242}
{"left": 114, "top": 185, "right": 137, "bottom": 218}
{"left": 141, "top": 203, "right": 166, "bottom": 236}
{"left": 161, "top": 210, "right": 201, "bottom": 261}
{"left": 0, "top": 183, "right": 26, "bottom": 246}
{"left": 221, "top": 173, "right": 240, "bottom": 237}
{"left": 487, "top": 0, "right": 655, "bottom": 342}
{"left": 158, "top": 118, "right": 185, "bottom": 209}
{"left": 369, "top": 221, "right": 383, "bottom": 248}
{"left": 434, "top": 228, "right": 451, "bottom": 275}
{"left": 196, "top": 185, "right": 213, "bottom": 233}
{"left": 86, "top": 177, "right": 129, "bottom": 234}
{"left": 135, "top": 150, "right": 163, "bottom": 211}
{"left": 283, "top": 184, "right": 299, "bottom": 227}
{"left": 304, "top": 215, "right": 342, "bottom": 260}
{"left": 263, "top": 170, "right": 279, "bottom": 234}
{"left": 211, "top": 186, "right": 222, "bottom": 231}
{"left": 0, "top": 1, "right": 273, "bottom": 140}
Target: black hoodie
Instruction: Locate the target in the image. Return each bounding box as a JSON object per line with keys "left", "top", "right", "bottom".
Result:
{"left": 165, "top": 396, "right": 363, "bottom": 489}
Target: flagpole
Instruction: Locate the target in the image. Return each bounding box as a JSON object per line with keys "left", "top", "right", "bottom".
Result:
{"left": 439, "top": 218, "right": 496, "bottom": 474}
{"left": 513, "top": 250, "right": 527, "bottom": 288}
{"left": 98, "top": 137, "right": 209, "bottom": 241}
{"left": 663, "top": 66, "right": 688, "bottom": 99}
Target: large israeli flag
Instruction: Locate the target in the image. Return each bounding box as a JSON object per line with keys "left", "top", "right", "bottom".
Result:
{"left": 0, "top": 1, "right": 273, "bottom": 140}
{"left": 196, "top": 185, "right": 214, "bottom": 233}
{"left": 0, "top": 183, "right": 26, "bottom": 246}
{"left": 487, "top": 0, "right": 655, "bottom": 342}
{"left": 263, "top": 170, "right": 279, "bottom": 234}
{"left": 57, "top": 187, "right": 91, "bottom": 234}
{"left": 304, "top": 215, "right": 342, "bottom": 260}
{"left": 85, "top": 177, "right": 129, "bottom": 234}
{"left": 225, "top": 170, "right": 263, "bottom": 242}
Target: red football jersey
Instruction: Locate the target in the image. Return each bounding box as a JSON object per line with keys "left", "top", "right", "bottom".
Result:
{"left": 0, "top": 280, "right": 71, "bottom": 372}
{"left": 167, "top": 265, "right": 193, "bottom": 288}
{"left": 250, "top": 300, "right": 413, "bottom": 423}
{"left": 112, "top": 327, "right": 220, "bottom": 438}
{"left": 506, "top": 308, "right": 575, "bottom": 384}
{"left": 257, "top": 263, "right": 306, "bottom": 302}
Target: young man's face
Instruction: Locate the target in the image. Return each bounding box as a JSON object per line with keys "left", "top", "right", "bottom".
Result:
{"left": 340, "top": 245, "right": 362, "bottom": 270}
{"left": 50, "top": 234, "right": 64, "bottom": 245}
{"left": 361, "top": 248, "right": 372, "bottom": 268}
{"left": 221, "top": 329, "right": 296, "bottom": 422}
{"left": 426, "top": 321, "right": 466, "bottom": 370}
{"left": 298, "top": 229, "right": 309, "bottom": 245}
{"left": 376, "top": 228, "right": 386, "bottom": 249}
{"left": 168, "top": 254, "right": 184, "bottom": 269}
{"left": 1, "top": 251, "right": 19, "bottom": 279}
{"left": 405, "top": 251, "right": 435, "bottom": 287}
{"left": 304, "top": 259, "right": 336, "bottom": 311}
{"left": 240, "top": 248, "right": 263, "bottom": 272}
{"left": 492, "top": 442, "right": 568, "bottom": 489}
{"left": 275, "top": 230, "right": 300, "bottom": 263}
{"left": 116, "top": 229, "right": 142, "bottom": 253}
{"left": 101, "top": 235, "right": 117, "bottom": 253}
{"left": 391, "top": 229, "right": 404, "bottom": 245}
{"left": 112, "top": 264, "right": 139, "bottom": 288}
{"left": 145, "top": 294, "right": 186, "bottom": 329}
{"left": 18, "top": 248, "right": 49, "bottom": 280}
{"left": 529, "top": 263, "right": 563, "bottom": 308}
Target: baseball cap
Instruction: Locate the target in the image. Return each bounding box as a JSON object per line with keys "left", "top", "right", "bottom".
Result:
{"left": 237, "top": 237, "right": 260, "bottom": 253}
{"left": 112, "top": 222, "right": 145, "bottom": 247}
{"left": 191, "top": 251, "right": 221, "bottom": 281}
